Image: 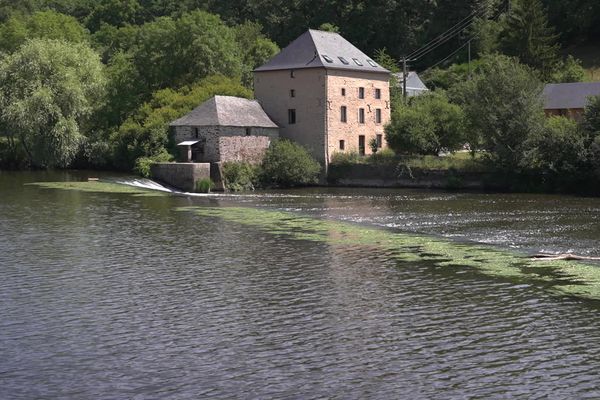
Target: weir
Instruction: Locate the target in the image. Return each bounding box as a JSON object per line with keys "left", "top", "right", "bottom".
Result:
{"left": 150, "top": 162, "right": 224, "bottom": 192}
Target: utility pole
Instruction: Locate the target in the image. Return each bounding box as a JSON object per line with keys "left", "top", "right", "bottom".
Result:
{"left": 467, "top": 40, "right": 472, "bottom": 79}
{"left": 402, "top": 56, "right": 408, "bottom": 102}
{"left": 507, "top": 0, "right": 511, "bottom": 14}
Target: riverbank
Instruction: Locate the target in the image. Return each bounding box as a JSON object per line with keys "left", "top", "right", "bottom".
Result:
{"left": 327, "top": 153, "right": 600, "bottom": 196}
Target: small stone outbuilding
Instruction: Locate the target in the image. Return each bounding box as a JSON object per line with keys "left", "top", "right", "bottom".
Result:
{"left": 170, "top": 95, "right": 279, "bottom": 164}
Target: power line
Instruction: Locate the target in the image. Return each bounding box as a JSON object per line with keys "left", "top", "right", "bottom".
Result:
{"left": 419, "top": 3, "right": 508, "bottom": 75}
{"left": 406, "top": 3, "right": 493, "bottom": 61}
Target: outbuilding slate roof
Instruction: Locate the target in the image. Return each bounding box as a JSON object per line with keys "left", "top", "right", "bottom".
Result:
{"left": 254, "top": 29, "right": 389, "bottom": 74}
{"left": 169, "top": 95, "right": 278, "bottom": 128}
{"left": 543, "top": 82, "right": 600, "bottom": 110}
{"left": 392, "top": 72, "right": 429, "bottom": 92}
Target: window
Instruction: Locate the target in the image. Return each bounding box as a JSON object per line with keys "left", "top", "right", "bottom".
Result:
{"left": 194, "top": 127, "right": 199, "bottom": 139}
{"left": 341, "top": 106, "right": 347, "bottom": 123}
{"left": 376, "top": 134, "right": 383, "bottom": 148}
{"left": 322, "top": 54, "right": 334, "bottom": 63}
{"left": 375, "top": 88, "right": 381, "bottom": 99}
{"left": 358, "top": 135, "right": 365, "bottom": 156}
{"left": 358, "top": 87, "right": 365, "bottom": 99}
{"left": 359, "top": 108, "right": 365, "bottom": 123}
{"left": 367, "top": 59, "right": 378, "bottom": 67}
{"left": 341, "top": 88, "right": 346, "bottom": 96}
{"left": 338, "top": 56, "right": 349, "bottom": 65}
{"left": 288, "top": 109, "right": 296, "bottom": 124}
{"left": 339, "top": 140, "right": 345, "bottom": 150}
{"left": 290, "top": 89, "right": 295, "bottom": 98}
{"left": 353, "top": 58, "right": 363, "bottom": 66}
{"left": 290, "top": 69, "right": 295, "bottom": 78}
{"left": 245, "top": 127, "right": 251, "bottom": 136}
{"left": 375, "top": 108, "right": 382, "bottom": 123}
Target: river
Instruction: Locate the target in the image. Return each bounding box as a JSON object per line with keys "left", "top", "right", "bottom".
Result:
{"left": 1, "top": 171, "right": 600, "bottom": 399}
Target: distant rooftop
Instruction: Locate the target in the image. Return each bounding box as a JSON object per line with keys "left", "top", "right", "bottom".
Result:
{"left": 543, "top": 82, "right": 600, "bottom": 110}
{"left": 392, "top": 71, "right": 429, "bottom": 92}
{"left": 255, "top": 29, "right": 389, "bottom": 74}
{"left": 169, "top": 96, "right": 278, "bottom": 128}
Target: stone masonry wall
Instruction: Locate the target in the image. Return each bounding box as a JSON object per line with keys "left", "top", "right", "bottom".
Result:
{"left": 150, "top": 162, "right": 211, "bottom": 192}
{"left": 254, "top": 68, "right": 327, "bottom": 164}
{"left": 218, "top": 136, "right": 272, "bottom": 164}
{"left": 326, "top": 70, "right": 391, "bottom": 160}
{"left": 172, "top": 125, "right": 279, "bottom": 163}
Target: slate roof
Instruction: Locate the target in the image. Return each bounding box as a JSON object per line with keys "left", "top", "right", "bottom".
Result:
{"left": 392, "top": 72, "right": 429, "bottom": 91}
{"left": 170, "top": 96, "right": 278, "bottom": 128}
{"left": 255, "top": 29, "right": 389, "bottom": 74}
{"left": 543, "top": 82, "right": 600, "bottom": 110}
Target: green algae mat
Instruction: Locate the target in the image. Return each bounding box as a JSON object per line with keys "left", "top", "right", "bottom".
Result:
{"left": 27, "top": 181, "right": 165, "bottom": 196}
{"left": 177, "top": 206, "right": 600, "bottom": 301}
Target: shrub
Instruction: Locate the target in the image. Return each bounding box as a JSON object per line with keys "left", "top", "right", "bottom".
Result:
{"left": 330, "top": 151, "right": 362, "bottom": 166}
{"left": 523, "top": 116, "right": 587, "bottom": 174}
{"left": 195, "top": 178, "right": 214, "bottom": 193}
{"left": 133, "top": 150, "right": 172, "bottom": 178}
{"left": 222, "top": 161, "right": 259, "bottom": 191}
{"left": 367, "top": 148, "right": 396, "bottom": 165}
{"left": 261, "top": 140, "right": 321, "bottom": 187}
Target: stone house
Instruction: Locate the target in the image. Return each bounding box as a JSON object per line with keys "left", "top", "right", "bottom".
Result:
{"left": 543, "top": 82, "right": 600, "bottom": 120}
{"left": 254, "top": 29, "right": 391, "bottom": 169}
{"left": 169, "top": 95, "right": 279, "bottom": 164}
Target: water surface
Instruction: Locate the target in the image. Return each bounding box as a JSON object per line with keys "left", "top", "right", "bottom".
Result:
{"left": 1, "top": 171, "right": 600, "bottom": 399}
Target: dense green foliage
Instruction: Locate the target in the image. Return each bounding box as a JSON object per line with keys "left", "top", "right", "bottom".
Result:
{"left": 0, "top": 39, "right": 104, "bottom": 168}
{"left": 386, "top": 91, "right": 465, "bottom": 155}
{"left": 0, "top": 0, "right": 598, "bottom": 195}
{"left": 222, "top": 161, "right": 260, "bottom": 192}
{"left": 107, "top": 75, "right": 251, "bottom": 170}
{"left": 454, "top": 55, "right": 545, "bottom": 170}
{"left": 260, "top": 140, "right": 321, "bottom": 188}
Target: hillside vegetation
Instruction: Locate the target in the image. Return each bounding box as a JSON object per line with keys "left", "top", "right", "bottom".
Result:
{"left": 0, "top": 0, "right": 599, "bottom": 186}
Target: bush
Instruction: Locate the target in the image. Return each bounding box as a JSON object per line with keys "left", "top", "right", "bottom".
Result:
{"left": 523, "top": 116, "right": 587, "bottom": 174}
{"left": 260, "top": 140, "right": 321, "bottom": 187}
{"left": 367, "top": 148, "right": 396, "bottom": 164}
{"left": 195, "top": 178, "right": 214, "bottom": 193}
{"left": 222, "top": 161, "right": 259, "bottom": 191}
{"left": 330, "top": 151, "right": 362, "bottom": 166}
{"left": 133, "top": 150, "right": 172, "bottom": 178}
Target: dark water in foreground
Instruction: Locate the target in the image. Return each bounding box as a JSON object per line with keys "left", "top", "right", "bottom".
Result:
{"left": 1, "top": 171, "right": 600, "bottom": 399}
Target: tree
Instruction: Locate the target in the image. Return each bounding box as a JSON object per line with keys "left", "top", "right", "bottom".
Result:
{"left": 0, "top": 10, "right": 90, "bottom": 53}
{"left": 233, "top": 22, "right": 279, "bottom": 87}
{"left": 550, "top": 55, "right": 585, "bottom": 83}
{"left": 0, "top": 38, "right": 105, "bottom": 168}
{"left": 130, "top": 10, "right": 242, "bottom": 92}
{"left": 260, "top": 140, "right": 321, "bottom": 187}
{"left": 455, "top": 54, "right": 545, "bottom": 170}
{"left": 385, "top": 91, "right": 465, "bottom": 155}
{"left": 500, "top": 0, "right": 560, "bottom": 79}
{"left": 523, "top": 116, "right": 587, "bottom": 174}
{"left": 109, "top": 75, "right": 251, "bottom": 170}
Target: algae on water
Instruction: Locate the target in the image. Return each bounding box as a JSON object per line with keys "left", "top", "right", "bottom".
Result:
{"left": 28, "top": 181, "right": 165, "bottom": 196}
{"left": 176, "top": 206, "right": 600, "bottom": 301}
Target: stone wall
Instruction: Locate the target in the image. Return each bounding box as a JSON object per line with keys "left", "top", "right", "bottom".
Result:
{"left": 254, "top": 68, "right": 328, "bottom": 165}
{"left": 150, "top": 162, "right": 211, "bottom": 192}
{"left": 218, "top": 136, "right": 272, "bottom": 164}
{"left": 172, "top": 125, "right": 279, "bottom": 163}
{"left": 326, "top": 70, "right": 391, "bottom": 160}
